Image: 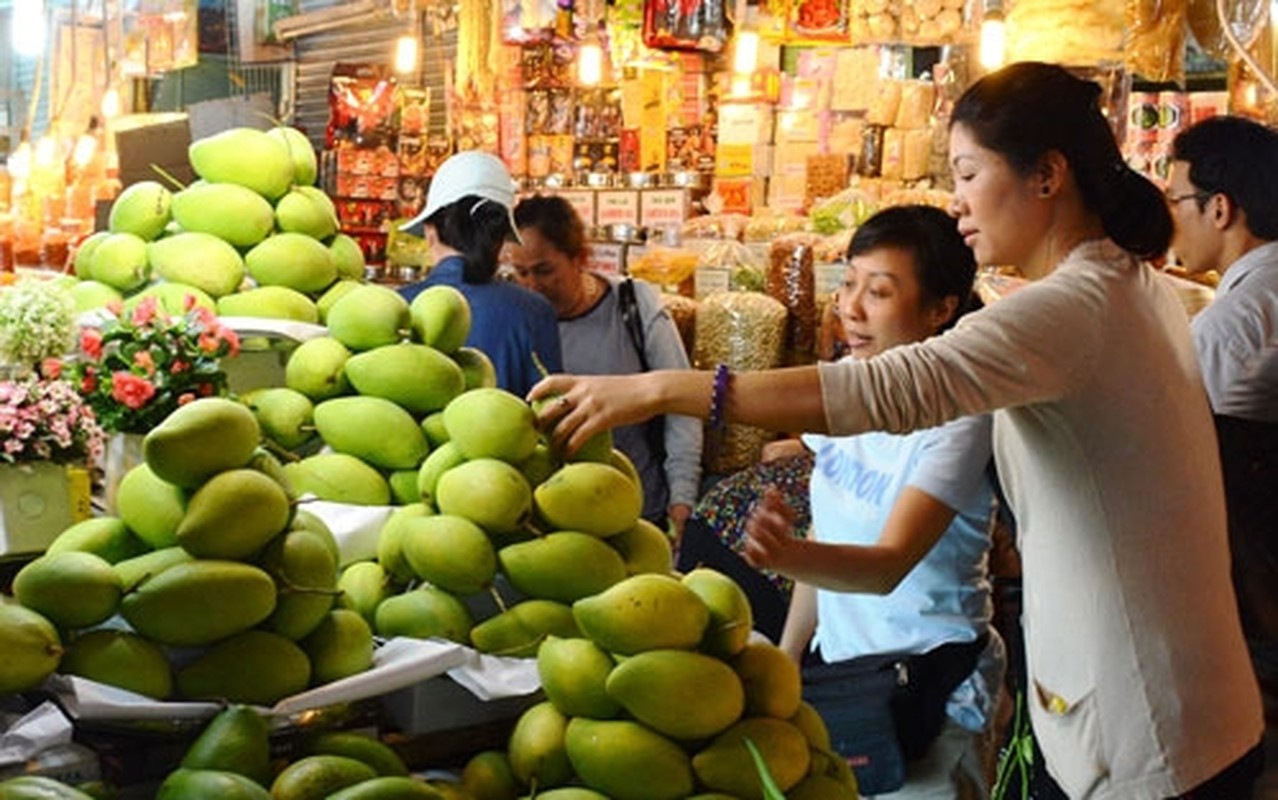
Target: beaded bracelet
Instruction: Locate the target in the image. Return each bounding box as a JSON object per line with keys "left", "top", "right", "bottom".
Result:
{"left": 708, "top": 363, "right": 731, "bottom": 431}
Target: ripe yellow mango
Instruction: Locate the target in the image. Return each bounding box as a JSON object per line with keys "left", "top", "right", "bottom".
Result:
{"left": 536, "top": 635, "right": 621, "bottom": 719}
{"left": 314, "top": 396, "right": 429, "bottom": 470}
{"left": 409, "top": 285, "right": 471, "bottom": 354}
{"left": 326, "top": 285, "right": 411, "bottom": 351}
{"left": 435, "top": 458, "right": 531, "bottom": 536}
{"left": 0, "top": 604, "right": 62, "bottom": 693}
{"left": 189, "top": 127, "right": 295, "bottom": 201}
{"left": 788, "top": 773, "right": 860, "bottom": 799}
{"left": 732, "top": 641, "right": 803, "bottom": 719}
{"left": 143, "top": 397, "right": 261, "bottom": 488}
{"left": 147, "top": 232, "right": 246, "bottom": 297}
{"left": 571, "top": 573, "right": 709, "bottom": 655}
{"left": 789, "top": 701, "right": 833, "bottom": 751}
{"left": 285, "top": 336, "right": 351, "bottom": 401}
{"left": 108, "top": 180, "right": 172, "bottom": 241}
{"left": 507, "top": 701, "right": 573, "bottom": 789}
{"left": 534, "top": 463, "right": 642, "bottom": 538}
{"left": 14, "top": 552, "right": 122, "bottom": 630}
{"left": 177, "top": 469, "right": 291, "bottom": 559}
{"left": 60, "top": 629, "right": 172, "bottom": 699}
{"left": 345, "top": 343, "right": 465, "bottom": 416}
{"left": 691, "top": 717, "right": 811, "bottom": 798}
{"left": 608, "top": 518, "right": 673, "bottom": 575}
{"left": 683, "top": 567, "right": 753, "bottom": 659}
{"left": 216, "top": 285, "right": 319, "bottom": 324}
{"left": 563, "top": 718, "right": 694, "bottom": 800}
{"left": 177, "top": 629, "right": 311, "bottom": 705}
{"left": 461, "top": 751, "right": 519, "bottom": 800}
{"left": 498, "top": 532, "right": 626, "bottom": 603}
{"left": 605, "top": 649, "right": 745, "bottom": 740}
{"left": 275, "top": 187, "right": 338, "bottom": 240}
{"left": 245, "top": 232, "right": 338, "bottom": 295}
{"left": 282, "top": 453, "right": 390, "bottom": 505}
{"left": 443, "top": 388, "right": 538, "bottom": 463}
{"left": 400, "top": 514, "right": 496, "bottom": 595}
{"left": 120, "top": 560, "right": 277, "bottom": 646}
{"left": 374, "top": 585, "right": 472, "bottom": 644}
{"left": 301, "top": 608, "right": 374, "bottom": 684}
{"left": 469, "top": 599, "right": 578, "bottom": 658}
{"left": 170, "top": 182, "right": 275, "bottom": 247}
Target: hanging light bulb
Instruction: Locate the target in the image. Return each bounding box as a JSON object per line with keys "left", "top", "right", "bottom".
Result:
{"left": 578, "top": 37, "right": 604, "bottom": 86}
{"left": 101, "top": 87, "right": 122, "bottom": 120}
{"left": 979, "top": 2, "right": 1006, "bottom": 70}
{"left": 395, "top": 35, "right": 419, "bottom": 74}
{"left": 8, "top": 141, "right": 33, "bottom": 181}
{"left": 12, "top": 0, "right": 46, "bottom": 58}
{"left": 733, "top": 29, "right": 760, "bottom": 74}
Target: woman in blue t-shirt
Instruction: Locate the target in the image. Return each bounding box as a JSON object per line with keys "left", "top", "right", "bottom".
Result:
{"left": 745, "top": 205, "right": 999, "bottom": 799}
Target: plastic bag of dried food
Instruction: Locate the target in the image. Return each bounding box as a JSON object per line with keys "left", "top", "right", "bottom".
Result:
{"left": 809, "top": 187, "right": 878, "bottom": 235}
{"left": 695, "top": 291, "right": 788, "bottom": 472}
{"left": 698, "top": 240, "right": 766, "bottom": 292}
{"left": 682, "top": 213, "right": 751, "bottom": 241}
{"left": 660, "top": 293, "right": 699, "bottom": 358}
{"left": 769, "top": 234, "right": 822, "bottom": 363}
{"left": 1126, "top": 0, "right": 1185, "bottom": 83}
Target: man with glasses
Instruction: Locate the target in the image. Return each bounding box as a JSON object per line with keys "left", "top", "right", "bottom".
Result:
{"left": 1170, "top": 114, "right": 1278, "bottom": 799}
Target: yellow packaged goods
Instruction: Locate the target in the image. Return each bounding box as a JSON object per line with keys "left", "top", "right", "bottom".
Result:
{"left": 894, "top": 81, "right": 937, "bottom": 129}
{"left": 1126, "top": 0, "right": 1186, "bottom": 83}
{"left": 879, "top": 128, "right": 906, "bottom": 181}
{"left": 1007, "top": 0, "right": 1124, "bottom": 66}
{"left": 867, "top": 81, "right": 904, "bottom": 126}
{"left": 902, "top": 128, "right": 934, "bottom": 181}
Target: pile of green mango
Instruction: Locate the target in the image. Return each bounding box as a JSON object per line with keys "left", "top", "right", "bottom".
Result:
{"left": 450, "top": 570, "right": 859, "bottom": 800}
{"left": 0, "top": 396, "right": 376, "bottom": 707}
{"left": 68, "top": 125, "right": 366, "bottom": 320}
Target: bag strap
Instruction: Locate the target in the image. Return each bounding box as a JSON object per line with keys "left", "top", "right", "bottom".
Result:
{"left": 619, "top": 277, "right": 651, "bottom": 372}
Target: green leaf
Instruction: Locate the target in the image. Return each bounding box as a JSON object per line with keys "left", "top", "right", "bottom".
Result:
{"left": 743, "top": 737, "right": 787, "bottom": 800}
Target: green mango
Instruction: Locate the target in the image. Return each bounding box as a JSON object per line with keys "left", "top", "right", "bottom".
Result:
{"left": 435, "top": 458, "right": 531, "bottom": 536}
{"left": 336, "top": 561, "right": 394, "bottom": 625}
{"left": 609, "top": 518, "right": 673, "bottom": 576}
{"left": 460, "top": 751, "right": 519, "bottom": 800}
{"left": 177, "top": 469, "right": 291, "bottom": 559}
{"left": 408, "top": 285, "right": 471, "bottom": 354}
{"left": 61, "top": 629, "right": 172, "bottom": 699}
{"left": 216, "top": 285, "right": 319, "bottom": 324}
{"left": 291, "top": 509, "right": 341, "bottom": 563}
{"left": 507, "top": 702, "right": 573, "bottom": 789}
{"left": 564, "top": 717, "right": 694, "bottom": 800}
{"left": 177, "top": 629, "right": 311, "bottom": 705}
{"left": 442, "top": 388, "right": 538, "bottom": 463}
{"left": 275, "top": 187, "right": 338, "bottom": 240}
{"left": 469, "top": 599, "right": 578, "bottom": 658}
{"left": 285, "top": 336, "right": 351, "bottom": 401}
{"left": 536, "top": 635, "right": 621, "bottom": 719}
{"left": 14, "top": 552, "right": 122, "bottom": 630}
{"left": 115, "top": 463, "right": 186, "bottom": 549}
{"left": 400, "top": 514, "right": 496, "bottom": 595}
{"left": 188, "top": 127, "right": 295, "bottom": 201}
{"left": 267, "top": 126, "right": 318, "bottom": 187}
{"left": 326, "top": 284, "right": 411, "bottom": 351}
{"left": 301, "top": 731, "right": 408, "bottom": 777}
{"left": 499, "top": 532, "right": 626, "bottom": 603}
{"left": 121, "top": 560, "right": 277, "bottom": 646}
{"left": 328, "top": 235, "right": 366, "bottom": 281}
{"left": 374, "top": 586, "right": 472, "bottom": 644}
{"left": 326, "top": 777, "right": 444, "bottom": 799}
{"left": 90, "top": 232, "right": 150, "bottom": 292}
{"left": 170, "top": 181, "right": 276, "bottom": 247}
{"left": 534, "top": 463, "right": 642, "bottom": 538}
{"left": 260, "top": 528, "right": 339, "bottom": 641}
{"left": 283, "top": 453, "right": 390, "bottom": 505}
{"left": 520, "top": 790, "right": 610, "bottom": 800}
{"left": 269, "top": 755, "right": 377, "bottom": 800}
{"left": 0, "top": 775, "right": 96, "bottom": 799}
{"left": 314, "top": 396, "right": 429, "bottom": 470}
{"left": 68, "top": 278, "right": 122, "bottom": 312}
{"left": 147, "top": 232, "right": 246, "bottom": 297}
{"left": 683, "top": 567, "right": 753, "bottom": 659}
{"left": 452, "top": 347, "right": 497, "bottom": 390}
{"left": 112, "top": 545, "right": 193, "bottom": 591}
{"left": 300, "top": 609, "right": 374, "bottom": 685}
{"left": 123, "top": 280, "right": 216, "bottom": 314}
{"left": 387, "top": 470, "right": 421, "bottom": 504}
{"left": 72, "top": 231, "right": 111, "bottom": 279}
{"left": 691, "top": 717, "right": 810, "bottom": 797}
{"left": 245, "top": 232, "right": 338, "bottom": 294}
{"left": 571, "top": 573, "right": 709, "bottom": 656}
{"left": 143, "top": 397, "right": 260, "bottom": 488}
{"left": 416, "top": 441, "right": 465, "bottom": 507}
{"left": 317, "top": 278, "right": 362, "bottom": 323}
{"left": 241, "top": 387, "right": 315, "bottom": 450}
{"left": 108, "top": 180, "right": 172, "bottom": 241}
{"left": 0, "top": 604, "right": 62, "bottom": 693}
{"left": 517, "top": 443, "right": 558, "bottom": 488}
{"left": 419, "top": 411, "right": 449, "bottom": 448}
{"left": 46, "top": 516, "right": 146, "bottom": 564}
{"left": 345, "top": 343, "right": 465, "bottom": 416}
{"left": 179, "top": 705, "right": 271, "bottom": 785}
{"left": 606, "top": 649, "right": 744, "bottom": 740}
{"left": 155, "top": 769, "right": 272, "bottom": 800}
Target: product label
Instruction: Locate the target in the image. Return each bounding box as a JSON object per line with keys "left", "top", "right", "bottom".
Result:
{"left": 596, "top": 191, "right": 640, "bottom": 226}
{"left": 557, "top": 190, "right": 597, "bottom": 227}
{"left": 641, "top": 189, "right": 689, "bottom": 227}
{"left": 696, "top": 266, "right": 732, "bottom": 298}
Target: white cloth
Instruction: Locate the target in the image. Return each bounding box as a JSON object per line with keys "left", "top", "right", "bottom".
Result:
{"left": 1191, "top": 240, "right": 1278, "bottom": 422}
{"left": 818, "top": 239, "right": 1263, "bottom": 799}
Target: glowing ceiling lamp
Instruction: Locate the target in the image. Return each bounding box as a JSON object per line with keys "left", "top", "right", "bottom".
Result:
{"left": 395, "top": 35, "right": 419, "bottom": 74}
{"left": 578, "top": 37, "right": 604, "bottom": 86}
{"left": 734, "top": 29, "right": 760, "bottom": 74}
{"left": 979, "top": 0, "right": 1006, "bottom": 70}
{"left": 12, "top": 0, "right": 46, "bottom": 58}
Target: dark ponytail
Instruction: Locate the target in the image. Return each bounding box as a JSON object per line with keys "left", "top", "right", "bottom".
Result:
{"left": 427, "top": 195, "right": 516, "bottom": 283}
{"left": 951, "top": 62, "right": 1171, "bottom": 260}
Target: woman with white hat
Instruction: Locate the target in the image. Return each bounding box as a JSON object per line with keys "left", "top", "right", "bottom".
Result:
{"left": 398, "top": 151, "right": 562, "bottom": 396}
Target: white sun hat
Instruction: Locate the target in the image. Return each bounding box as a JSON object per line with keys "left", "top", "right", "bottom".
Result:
{"left": 399, "top": 151, "right": 520, "bottom": 240}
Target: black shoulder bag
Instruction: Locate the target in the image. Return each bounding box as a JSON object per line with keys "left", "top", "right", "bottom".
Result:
{"left": 618, "top": 277, "right": 667, "bottom": 464}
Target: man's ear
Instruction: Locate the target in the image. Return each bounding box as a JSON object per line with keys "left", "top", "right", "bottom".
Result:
{"left": 1213, "top": 194, "right": 1238, "bottom": 231}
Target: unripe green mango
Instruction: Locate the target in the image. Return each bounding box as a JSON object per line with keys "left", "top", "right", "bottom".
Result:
{"left": 387, "top": 470, "right": 420, "bottom": 505}
{"left": 123, "top": 280, "right": 216, "bottom": 314}
{"left": 336, "top": 561, "right": 393, "bottom": 625}
{"left": 609, "top": 518, "right": 673, "bottom": 575}
{"left": 14, "top": 552, "right": 122, "bottom": 630}
{"left": 314, "top": 396, "right": 429, "bottom": 470}
{"left": 536, "top": 635, "right": 621, "bottom": 719}
{"left": 112, "top": 546, "right": 192, "bottom": 591}
{"left": 247, "top": 446, "right": 298, "bottom": 502}
{"left": 416, "top": 441, "right": 465, "bottom": 507}
{"left": 683, "top": 567, "right": 754, "bottom": 659}
{"left": 260, "top": 527, "right": 339, "bottom": 641}
{"left": 285, "top": 336, "right": 351, "bottom": 401}
{"left": 733, "top": 641, "right": 803, "bottom": 719}
{"left": 69, "top": 279, "right": 122, "bottom": 312}
{"left": 170, "top": 181, "right": 276, "bottom": 247}
{"left": 443, "top": 388, "right": 538, "bottom": 463}
{"left": 108, "top": 180, "right": 172, "bottom": 241}
{"left": 177, "top": 469, "right": 291, "bottom": 559}
{"left": 409, "top": 285, "right": 471, "bottom": 354}
{"left": 270, "top": 756, "right": 376, "bottom": 800}
{"left": 691, "top": 717, "right": 811, "bottom": 797}
{"left": 291, "top": 509, "right": 341, "bottom": 562}
{"left": 435, "top": 458, "right": 531, "bottom": 536}
{"left": 143, "top": 397, "right": 261, "bottom": 488}
{"left": 147, "top": 231, "right": 246, "bottom": 297}
{"left": 120, "top": 560, "right": 277, "bottom": 646}
{"left": 90, "top": 232, "right": 150, "bottom": 292}
{"left": 571, "top": 573, "right": 709, "bottom": 655}
{"left": 564, "top": 717, "right": 694, "bottom": 800}
{"left": 216, "top": 285, "right": 319, "bottom": 323}
{"left": 0, "top": 775, "right": 96, "bottom": 799}
{"left": 534, "top": 463, "right": 642, "bottom": 538}
{"left": 460, "top": 751, "right": 519, "bottom": 800}
{"left": 499, "top": 532, "right": 626, "bottom": 603}
{"left": 345, "top": 343, "right": 465, "bottom": 416}
{"left": 377, "top": 503, "right": 434, "bottom": 581}
{"left": 46, "top": 516, "right": 146, "bottom": 564}
{"left": 282, "top": 453, "right": 390, "bottom": 505}
{"left": 400, "top": 514, "right": 496, "bottom": 595}
{"left": 241, "top": 387, "right": 315, "bottom": 450}
{"left": 327, "top": 284, "right": 411, "bottom": 351}
{"left": 507, "top": 701, "right": 573, "bottom": 789}
{"left": 156, "top": 769, "right": 272, "bottom": 800}
{"left": 374, "top": 585, "right": 472, "bottom": 644}
{"left": 180, "top": 704, "right": 271, "bottom": 786}
{"left": 316, "top": 278, "right": 362, "bottom": 323}
{"left": 73, "top": 231, "right": 110, "bottom": 279}
{"left": 469, "top": 599, "right": 578, "bottom": 658}
{"left": 325, "top": 777, "right": 441, "bottom": 799}
{"left": 0, "top": 604, "right": 62, "bottom": 693}
{"left": 301, "top": 731, "right": 408, "bottom": 778}
{"left": 60, "top": 629, "right": 172, "bottom": 699}
{"left": 329, "top": 235, "right": 366, "bottom": 281}
{"left": 606, "top": 649, "right": 745, "bottom": 740}
{"left": 301, "top": 608, "right": 374, "bottom": 684}
{"left": 420, "top": 411, "right": 449, "bottom": 448}
{"left": 116, "top": 463, "right": 186, "bottom": 548}
{"left": 267, "top": 126, "right": 318, "bottom": 187}
{"left": 189, "top": 127, "right": 295, "bottom": 201}
{"left": 245, "top": 232, "right": 338, "bottom": 294}
{"left": 521, "top": 790, "right": 610, "bottom": 800}
{"left": 452, "top": 346, "right": 497, "bottom": 390}
{"left": 177, "top": 629, "right": 311, "bottom": 705}
{"left": 275, "top": 186, "right": 338, "bottom": 240}
{"left": 517, "top": 443, "right": 557, "bottom": 487}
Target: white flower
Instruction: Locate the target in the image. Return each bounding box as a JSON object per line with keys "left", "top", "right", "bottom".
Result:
{"left": 0, "top": 278, "right": 76, "bottom": 368}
